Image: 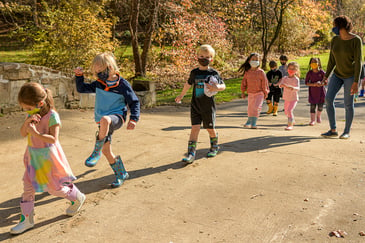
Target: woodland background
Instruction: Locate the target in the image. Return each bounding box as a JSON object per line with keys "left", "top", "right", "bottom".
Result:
{"left": 0, "top": 0, "right": 364, "bottom": 89}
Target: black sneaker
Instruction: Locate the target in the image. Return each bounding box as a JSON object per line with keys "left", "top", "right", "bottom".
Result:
{"left": 321, "top": 130, "right": 338, "bottom": 138}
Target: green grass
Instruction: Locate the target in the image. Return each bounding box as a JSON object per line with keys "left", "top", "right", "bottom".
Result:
{"left": 289, "top": 51, "right": 330, "bottom": 78}
{"left": 156, "top": 78, "right": 242, "bottom": 105}
{"left": 0, "top": 49, "right": 35, "bottom": 63}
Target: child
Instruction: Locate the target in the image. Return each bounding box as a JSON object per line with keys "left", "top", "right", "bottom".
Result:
{"left": 279, "top": 55, "right": 289, "bottom": 77}
{"left": 305, "top": 57, "right": 326, "bottom": 125}
{"left": 266, "top": 60, "right": 282, "bottom": 116}
{"left": 239, "top": 53, "right": 269, "bottom": 128}
{"left": 175, "top": 44, "right": 225, "bottom": 163}
{"left": 75, "top": 53, "right": 140, "bottom": 188}
{"left": 278, "top": 62, "right": 300, "bottom": 130}
{"left": 10, "top": 82, "right": 85, "bottom": 235}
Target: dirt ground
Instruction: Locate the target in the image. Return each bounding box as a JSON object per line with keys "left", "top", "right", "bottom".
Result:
{"left": 1, "top": 84, "right": 365, "bottom": 243}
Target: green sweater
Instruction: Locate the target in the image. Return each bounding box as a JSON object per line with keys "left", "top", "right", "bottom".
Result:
{"left": 325, "top": 35, "right": 363, "bottom": 82}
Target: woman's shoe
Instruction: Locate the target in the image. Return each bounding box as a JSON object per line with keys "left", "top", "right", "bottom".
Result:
{"left": 339, "top": 133, "right": 350, "bottom": 139}
{"left": 321, "top": 130, "right": 338, "bottom": 138}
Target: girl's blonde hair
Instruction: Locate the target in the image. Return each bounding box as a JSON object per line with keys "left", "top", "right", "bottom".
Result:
{"left": 18, "top": 82, "right": 55, "bottom": 116}
{"left": 90, "top": 52, "right": 119, "bottom": 77}
{"left": 197, "top": 44, "right": 215, "bottom": 58}
{"left": 288, "top": 61, "right": 300, "bottom": 78}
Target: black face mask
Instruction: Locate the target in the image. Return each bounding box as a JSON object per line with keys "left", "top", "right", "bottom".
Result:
{"left": 280, "top": 62, "right": 286, "bottom": 66}
{"left": 97, "top": 68, "right": 109, "bottom": 82}
{"left": 198, "top": 58, "right": 210, "bottom": 67}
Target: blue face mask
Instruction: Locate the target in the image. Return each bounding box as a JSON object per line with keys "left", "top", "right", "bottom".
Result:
{"left": 97, "top": 68, "right": 109, "bottom": 82}
{"left": 332, "top": 27, "right": 340, "bottom": 35}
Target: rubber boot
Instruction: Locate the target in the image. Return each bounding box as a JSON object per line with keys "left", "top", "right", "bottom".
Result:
{"left": 266, "top": 102, "right": 273, "bottom": 114}
{"left": 273, "top": 105, "right": 279, "bottom": 116}
{"left": 244, "top": 117, "right": 252, "bottom": 127}
{"left": 207, "top": 136, "right": 219, "bottom": 157}
{"left": 110, "top": 155, "right": 129, "bottom": 188}
{"left": 65, "top": 184, "right": 86, "bottom": 216}
{"left": 309, "top": 113, "right": 316, "bottom": 126}
{"left": 10, "top": 201, "right": 34, "bottom": 235}
{"left": 182, "top": 141, "right": 196, "bottom": 163}
{"left": 85, "top": 132, "right": 106, "bottom": 167}
{"left": 359, "top": 89, "right": 364, "bottom": 97}
{"left": 316, "top": 111, "right": 322, "bottom": 123}
{"left": 251, "top": 117, "right": 258, "bottom": 129}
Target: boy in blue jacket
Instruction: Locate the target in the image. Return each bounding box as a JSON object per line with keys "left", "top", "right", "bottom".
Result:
{"left": 74, "top": 53, "right": 140, "bottom": 188}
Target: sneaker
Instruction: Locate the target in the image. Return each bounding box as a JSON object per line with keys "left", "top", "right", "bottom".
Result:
{"left": 285, "top": 126, "right": 293, "bottom": 131}
{"left": 339, "top": 133, "right": 350, "bottom": 139}
{"left": 321, "top": 130, "right": 338, "bottom": 138}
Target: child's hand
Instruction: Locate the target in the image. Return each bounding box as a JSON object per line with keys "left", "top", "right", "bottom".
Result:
{"left": 25, "top": 114, "right": 41, "bottom": 125}
{"left": 206, "top": 83, "right": 218, "bottom": 92}
{"left": 175, "top": 95, "right": 183, "bottom": 104}
{"left": 322, "top": 77, "right": 328, "bottom": 85}
{"left": 241, "top": 93, "right": 246, "bottom": 99}
{"left": 127, "top": 120, "right": 137, "bottom": 130}
{"left": 26, "top": 122, "right": 38, "bottom": 135}
{"left": 74, "top": 67, "right": 84, "bottom": 76}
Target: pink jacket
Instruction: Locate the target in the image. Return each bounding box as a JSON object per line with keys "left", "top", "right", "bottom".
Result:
{"left": 279, "top": 76, "right": 300, "bottom": 101}
{"left": 241, "top": 69, "right": 269, "bottom": 96}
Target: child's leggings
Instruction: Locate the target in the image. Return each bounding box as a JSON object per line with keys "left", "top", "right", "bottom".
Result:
{"left": 284, "top": 100, "right": 297, "bottom": 120}
{"left": 248, "top": 92, "right": 265, "bottom": 117}
{"left": 22, "top": 173, "right": 73, "bottom": 202}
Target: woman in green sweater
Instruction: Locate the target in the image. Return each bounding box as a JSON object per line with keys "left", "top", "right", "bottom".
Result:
{"left": 321, "top": 15, "right": 363, "bottom": 139}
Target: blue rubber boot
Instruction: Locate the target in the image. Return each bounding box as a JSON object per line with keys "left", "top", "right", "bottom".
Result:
{"left": 182, "top": 141, "right": 196, "bottom": 163}
{"left": 359, "top": 89, "right": 364, "bottom": 97}
{"left": 85, "top": 132, "right": 105, "bottom": 167}
{"left": 207, "top": 136, "right": 219, "bottom": 157}
{"left": 251, "top": 117, "right": 258, "bottom": 129}
{"left": 244, "top": 117, "right": 252, "bottom": 127}
{"left": 110, "top": 155, "right": 129, "bottom": 188}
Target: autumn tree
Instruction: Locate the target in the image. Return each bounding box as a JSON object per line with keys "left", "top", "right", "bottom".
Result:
{"left": 129, "top": 0, "right": 159, "bottom": 77}
{"left": 31, "top": 0, "right": 115, "bottom": 71}
{"left": 257, "top": 0, "right": 294, "bottom": 70}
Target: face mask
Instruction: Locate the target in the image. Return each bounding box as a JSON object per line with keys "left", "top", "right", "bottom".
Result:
{"left": 310, "top": 63, "right": 318, "bottom": 69}
{"left": 280, "top": 62, "right": 286, "bottom": 66}
{"left": 198, "top": 58, "right": 211, "bottom": 67}
{"left": 332, "top": 26, "right": 340, "bottom": 35}
{"left": 250, "top": 61, "right": 260, "bottom": 68}
{"left": 26, "top": 107, "right": 41, "bottom": 116}
{"left": 288, "top": 69, "right": 296, "bottom": 76}
{"left": 97, "top": 68, "right": 109, "bottom": 82}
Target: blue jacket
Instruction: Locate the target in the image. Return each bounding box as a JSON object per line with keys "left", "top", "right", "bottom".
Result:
{"left": 76, "top": 74, "right": 140, "bottom": 123}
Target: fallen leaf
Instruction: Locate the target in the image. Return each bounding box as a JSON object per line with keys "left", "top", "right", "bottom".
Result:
{"left": 329, "top": 230, "right": 347, "bottom": 238}
{"left": 359, "top": 231, "right": 365, "bottom": 236}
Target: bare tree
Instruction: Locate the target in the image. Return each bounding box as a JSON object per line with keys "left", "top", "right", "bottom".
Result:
{"left": 129, "top": 0, "right": 159, "bottom": 77}
{"left": 258, "top": 0, "right": 294, "bottom": 70}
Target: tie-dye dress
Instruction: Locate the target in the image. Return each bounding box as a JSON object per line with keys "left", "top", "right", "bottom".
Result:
{"left": 23, "top": 110, "right": 76, "bottom": 192}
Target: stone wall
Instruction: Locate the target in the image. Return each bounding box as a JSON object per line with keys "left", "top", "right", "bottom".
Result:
{"left": 0, "top": 62, "right": 156, "bottom": 114}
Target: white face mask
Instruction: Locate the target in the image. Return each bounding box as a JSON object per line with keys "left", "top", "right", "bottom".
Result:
{"left": 250, "top": 61, "right": 260, "bottom": 68}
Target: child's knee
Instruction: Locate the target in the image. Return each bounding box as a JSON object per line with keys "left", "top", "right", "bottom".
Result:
{"left": 100, "top": 116, "right": 112, "bottom": 126}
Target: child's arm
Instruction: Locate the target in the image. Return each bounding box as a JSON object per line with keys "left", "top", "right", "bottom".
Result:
{"left": 262, "top": 71, "right": 269, "bottom": 98}
{"left": 241, "top": 75, "right": 247, "bottom": 99}
{"left": 119, "top": 79, "right": 140, "bottom": 130}
{"left": 74, "top": 67, "right": 97, "bottom": 93}
{"left": 26, "top": 123, "right": 59, "bottom": 144}
{"left": 175, "top": 82, "right": 191, "bottom": 103}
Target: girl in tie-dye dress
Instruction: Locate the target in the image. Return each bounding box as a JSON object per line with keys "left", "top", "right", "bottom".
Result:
{"left": 10, "top": 82, "right": 86, "bottom": 235}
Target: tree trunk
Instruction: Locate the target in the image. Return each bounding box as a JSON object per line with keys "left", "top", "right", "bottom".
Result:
{"left": 33, "top": 0, "right": 39, "bottom": 27}
{"left": 129, "top": 0, "right": 143, "bottom": 77}
{"left": 141, "top": 0, "right": 159, "bottom": 76}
